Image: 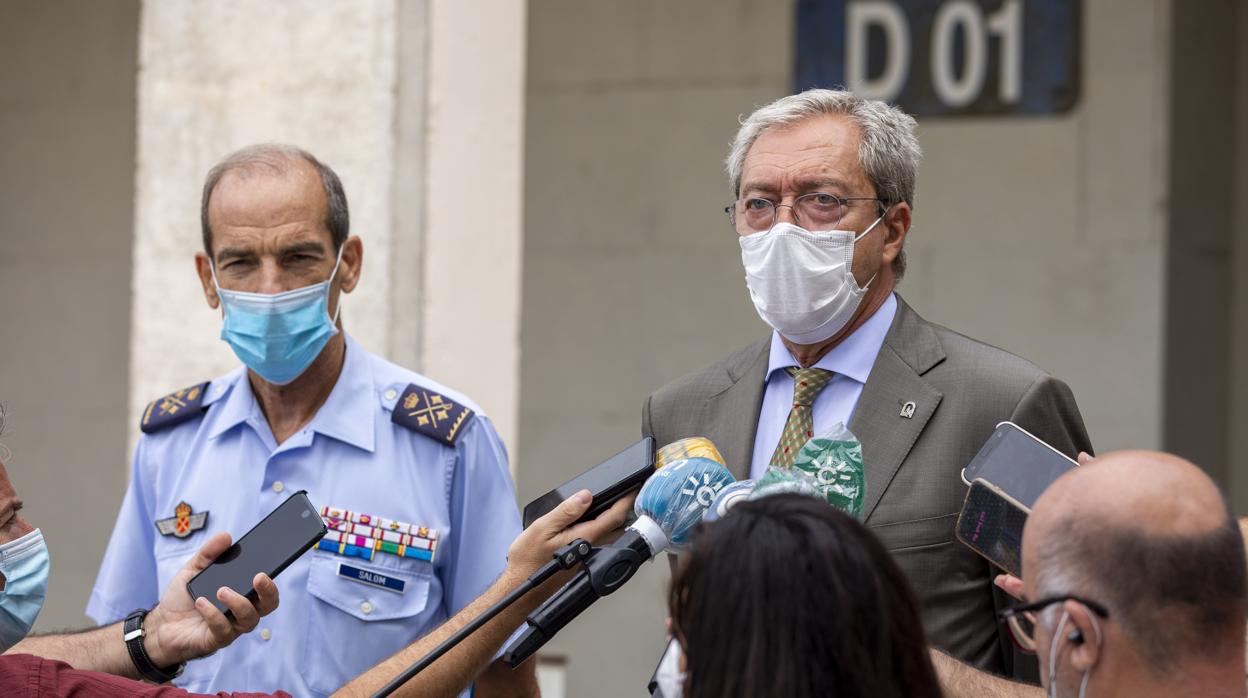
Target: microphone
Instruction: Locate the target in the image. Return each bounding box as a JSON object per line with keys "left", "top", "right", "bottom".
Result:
{"left": 655, "top": 436, "right": 724, "bottom": 470}
{"left": 503, "top": 455, "right": 735, "bottom": 667}
{"left": 702, "top": 479, "right": 755, "bottom": 522}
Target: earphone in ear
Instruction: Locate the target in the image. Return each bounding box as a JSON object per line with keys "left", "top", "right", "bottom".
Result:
{"left": 1067, "top": 629, "right": 1084, "bottom": 645}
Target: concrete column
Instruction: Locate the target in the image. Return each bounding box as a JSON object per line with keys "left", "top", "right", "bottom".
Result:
{"left": 418, "top": 0, "right": 528, "bottom": 457}
{"left": 1164, "top": 0, "right": 1235, "bottom": 488}
{"left": 130, "top": 0, "right": 526, "bottom": 454}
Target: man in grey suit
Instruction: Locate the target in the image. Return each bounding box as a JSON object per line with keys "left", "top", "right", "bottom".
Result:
{"left": 643, "top": 89, "right": 1091, "bottom": 680}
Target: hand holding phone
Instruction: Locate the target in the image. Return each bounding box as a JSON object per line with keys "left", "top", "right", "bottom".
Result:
{"left": 186, "top": 491, "right": 327, "bottom": 615}
{"left": 141, "top": 531, "right": 283, "bottom": 668}
{"left": 522, "top": 438, "right": 656, "bottom": 528}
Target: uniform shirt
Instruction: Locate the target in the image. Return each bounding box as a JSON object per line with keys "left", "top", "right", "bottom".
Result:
{"left": 88, "top": 333, "right": 521, "bottom": 697}
{"left": 0, "top": 653, "right": 291, "bottom": 698}
{"left": 749, "top": 293, "right": 898, "bottom": 480}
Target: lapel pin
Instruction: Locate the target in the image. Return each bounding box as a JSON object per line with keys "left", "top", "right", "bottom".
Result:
{"left": 899, "top": 401, "right": 917, "bottom": 419}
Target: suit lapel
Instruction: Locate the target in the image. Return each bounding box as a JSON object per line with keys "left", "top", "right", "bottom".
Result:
{"left": 701, "top": 339, "right": 769, "bottom": 480}
{"left": 849, "top": 297, "right": 945, "bottom": 521}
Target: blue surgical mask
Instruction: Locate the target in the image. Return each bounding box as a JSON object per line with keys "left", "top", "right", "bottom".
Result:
{"left": 0, "top": 529, "right": 50, "bottom": 651}
{"left": 213, "top": 246, "right": 344, "bottom": 385}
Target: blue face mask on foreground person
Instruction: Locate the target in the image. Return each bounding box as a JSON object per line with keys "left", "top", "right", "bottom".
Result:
{"left": 212, "top": 245, "right": 343, "bottom": 385}
{"left": 0, "top": 528, "right": 50, "bottom": 651}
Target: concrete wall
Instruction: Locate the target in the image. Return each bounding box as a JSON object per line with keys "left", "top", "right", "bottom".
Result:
{"left": 0, "top": 0, "right": 139, "bottom": 630}
{"left": 519, "top": 0, "right": 1171, "bottom": 694}
{"left": 1231, "top": 0, "right": 1248, "bottom": 510}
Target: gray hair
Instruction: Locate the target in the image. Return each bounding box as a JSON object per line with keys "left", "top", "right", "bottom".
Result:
{"left": 725, "top": 90, "right": 921, "bottom": 278}
{"left": 200, "top": 143, "right": 350, "bottom": 255}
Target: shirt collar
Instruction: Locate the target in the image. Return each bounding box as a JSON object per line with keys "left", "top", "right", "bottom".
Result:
{"left": 765, "top": 292, "right": 898, "bottom": 385}
{"left": 205, "top": 332, "right": 376, "bottom": 452}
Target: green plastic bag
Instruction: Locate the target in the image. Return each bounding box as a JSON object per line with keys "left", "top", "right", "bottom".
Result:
{"left": 791, "top": 422, "right": 866, "bottom": 520}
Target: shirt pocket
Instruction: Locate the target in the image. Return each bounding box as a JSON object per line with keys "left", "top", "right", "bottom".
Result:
{"left": 303, "top": 550, "right": 437, "bottom": 694}
{"left": 154, "top": 537, "right": 203, "bottom": 591}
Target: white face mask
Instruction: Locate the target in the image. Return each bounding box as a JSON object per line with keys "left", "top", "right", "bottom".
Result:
{"left": 738, "top": 214, "right": 885, "bottom": 345}
{"left": 654, "top": 638, "right": 686, "bottom": 698}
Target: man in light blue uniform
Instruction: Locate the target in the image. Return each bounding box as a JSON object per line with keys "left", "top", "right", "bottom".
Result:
{"left": 87, "top": 144, "right": 535, "bottom": 696}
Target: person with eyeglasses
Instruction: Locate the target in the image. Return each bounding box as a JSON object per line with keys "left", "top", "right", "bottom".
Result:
{"left": 933, "top": 450, "right": 1247, "bottom": 697}
{"left": 642, "top": 88, "right": 1092, "bottom": 682}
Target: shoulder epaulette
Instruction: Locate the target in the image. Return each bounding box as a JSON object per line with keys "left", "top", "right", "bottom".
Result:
{"left": 140, "top": 382, "right": 211, "bottom": 434}
{"left": 391, "top": 383, "right": 475, "bottom": 446}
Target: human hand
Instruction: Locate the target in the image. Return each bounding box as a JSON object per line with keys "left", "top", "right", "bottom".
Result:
{"left": 143, "top": 532, "right": 279, "bottom": 667}
{"left": 1077, "top": 451, "right": 1095, "bottom": 466}
{"left": 504, "top": 491, "right": 634, "bottom": 582}
{"left": 994, "top": 573, "right": 1025, "bottom": 601}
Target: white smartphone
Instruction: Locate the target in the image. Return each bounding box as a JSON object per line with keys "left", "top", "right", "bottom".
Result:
{"left": 960, "top": 421, "right": 1078, "bottom": 508}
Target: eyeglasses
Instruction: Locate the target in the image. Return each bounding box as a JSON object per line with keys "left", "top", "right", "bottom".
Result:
{"left": 998, "top": 595, "right": 1110, "bottom": 654}
{"left": 724, "top": 193, "right": 886, "bottom": 235}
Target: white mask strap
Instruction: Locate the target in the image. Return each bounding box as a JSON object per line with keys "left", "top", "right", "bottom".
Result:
{"left": 852, "top": 204, "right": 891, "bottom": 243}
{"left": 327, "top": 244, "right": 345, "bottom": 325}
{"left": 859, "top": 271, "right": 878, "bottom": 293}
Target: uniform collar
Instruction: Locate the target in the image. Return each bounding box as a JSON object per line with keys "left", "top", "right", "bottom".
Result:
{"left": 205, "top": 332, "right": 377, "bottom": 452}
{"left": 765, "top": 292, "right": 898, "bottom": 385}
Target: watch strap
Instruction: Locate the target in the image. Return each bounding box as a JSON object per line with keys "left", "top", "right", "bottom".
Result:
{"left": 123, "top": 608, "right": 184, "bottom": 683}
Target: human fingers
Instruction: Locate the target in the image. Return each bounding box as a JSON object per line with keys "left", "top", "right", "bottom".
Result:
{"left": 251, "top": 574, "right": 279, "bottom": 617}
{"left": 1077, "top": 451, "right": 1095, "bottom": 466}
{"left": 532, "top": 490, "right": 593, "bottom": 538}
{"left": 184, "top": 533, "right": 233, "bottom": 577}
{"left": 994, "top": 573, "right": 1025, "bottom": 601}
{"left": 563, "top": 495, "right": 633, "bottom": 546}
{"left": 193, "top": 596, "right": 234, "bottom": 641}
{"left": 217, "top": 586, "right": 259, "bottom": 633}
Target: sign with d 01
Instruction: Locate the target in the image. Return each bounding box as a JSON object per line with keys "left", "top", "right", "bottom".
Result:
{"left": 796, "top": 0, "right": 1080, "bottom": 117}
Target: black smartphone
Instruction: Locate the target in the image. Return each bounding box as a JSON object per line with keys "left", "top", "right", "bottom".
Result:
{"left": 522, "top": 437, "right": 656, "bottom": 528}
{"left": 961, "top": 421, "right": 1078, "bottom": 508}
{"left": 956, "top": 478, "right": 1030, "bottom": 577}
{"left": 186, "top": 490, "right": 327, "bottom": 614}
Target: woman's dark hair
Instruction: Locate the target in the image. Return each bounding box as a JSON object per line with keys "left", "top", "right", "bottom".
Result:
{"left": 669, "top": 494, "right": 942, "bottom": 698}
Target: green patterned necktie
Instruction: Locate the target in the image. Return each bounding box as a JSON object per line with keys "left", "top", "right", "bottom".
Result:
{"left": 769, "top": 367, "right": 835, "bottom": 469}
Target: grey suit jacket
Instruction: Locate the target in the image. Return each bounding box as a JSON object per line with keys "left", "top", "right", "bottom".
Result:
{"left": 642, "top": 295, "right": 1091, "bottom": 679}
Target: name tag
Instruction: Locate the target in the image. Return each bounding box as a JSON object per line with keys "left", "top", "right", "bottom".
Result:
{"left": 337, "top": 563, "right": 407, "bottom": 594}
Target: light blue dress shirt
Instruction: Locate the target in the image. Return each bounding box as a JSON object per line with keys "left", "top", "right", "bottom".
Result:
{"left": 88, "top": 333, "right": 521, "bottom": 697}
{"left": 749, "top": 293, "right": 898, "bottom": 480}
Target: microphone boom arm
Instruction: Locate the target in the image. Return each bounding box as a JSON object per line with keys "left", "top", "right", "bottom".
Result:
{"left": 370, "top": 538, "right": 593, "bottom": 698}
{"left": 503, "top": 519, "right": 663, "bottom": 667}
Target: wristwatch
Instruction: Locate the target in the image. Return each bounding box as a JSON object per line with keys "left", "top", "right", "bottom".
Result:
{"left": 123, "top": 608, "right": 185, "bottom": 683}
